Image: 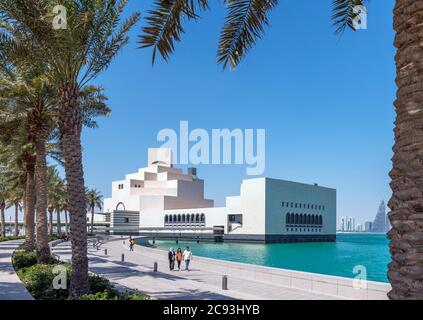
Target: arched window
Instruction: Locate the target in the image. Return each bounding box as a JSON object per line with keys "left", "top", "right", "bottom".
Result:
{"left": 319, "top": 215, "right": 323, "bottom": 225}
{"left": 116, "top": 202, "right": 125, "bottom": 211}
{"left": 201, "top": 214, "right": 205, "bottom": 222}
{"left": 169, "top": 215, "right": 173, "bottom": 222}
{"left": 306, "top": 215, "right": 310, "bottom": 225}
{"left": 196, "top": 214, "right": 200, "bottom": 222}
{"left": 286, "top": 213, "right": 291, "bottom": 224}
{"left": 178, "top": 214, "right": 181, "bottom": 222}
{"left": 191, "top": 214, "right": 195, "bottom": 222}
{"left": 165, "top": 215, "right": 169, "bottom": 223}
{"left": 294, "top": 214, "right": 299, "bottom": 224}
{"left": 182, "top": 214, "right": 186, "bottom": 222}
{"left": 173, "top": 215, "right": 177, "bottom": 223}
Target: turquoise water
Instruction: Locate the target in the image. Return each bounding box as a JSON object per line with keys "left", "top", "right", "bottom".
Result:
{"left": 153, "top": 233, "right": 390, "bottom": 283}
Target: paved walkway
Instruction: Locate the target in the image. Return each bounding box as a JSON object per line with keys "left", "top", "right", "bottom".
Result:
{"left": 0, "top": 240, "right": 33, "bottom": 300}
{"left": 53, "top": 239, "right": 340, "bottom": 300}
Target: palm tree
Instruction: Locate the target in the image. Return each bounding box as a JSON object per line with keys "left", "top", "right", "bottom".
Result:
{"left": 1, "top": 54, "right": 111, "bottom": 264}
{"left": 0, "top": 0, "right": 139, "bottom": 296}
{"left": 59, "top": 191, "right": 69, "bottom": 236}
{"left": 0, "top": 153, "right": 24, "bottom": 237}
{"left": 47, "top": 166, "right": 67, "bottom": 237}
{"left": 0, "top": 114, "right": 36, "bottom": 249}
{"left": 0, "top": 177, "right": 7, "bottom": 237}
{"left": 47, "top": 205, "right": 54, "bottom": 235}
{"left": 141, "top": 0, "right": 423, "bottom": 300}
{"left": 86, "top": 188, "right": 103, "bottom": 234}
{"left": 6, "top": 183, "right": 23, "bottom": 237}
{"left": 0, "top": 67, "right": 59, "bottom": 262}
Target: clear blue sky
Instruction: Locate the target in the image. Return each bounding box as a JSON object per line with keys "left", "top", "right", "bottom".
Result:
{"left": 7, "top": 0, "right": 396, "bottom": 226}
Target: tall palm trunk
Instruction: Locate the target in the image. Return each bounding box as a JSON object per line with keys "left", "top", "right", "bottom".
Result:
{"left": 56, "top": 207, "right": 62, "bottom": 237}
{"left": 64, "top": 210, "right": 69, "bottom": 235}
{"left": 34, "top": 137, "right": 50, "bottom": 263}
{"left": 90, "top": 206, "right": 95, "bottom": 234}
{"left": 24, "top": 163, "right": 36, "bottom": 251}
{"left": 59, "top": 82, "right": 89, "bottom": 297}
{"left": 14, "top": 203, "right": 19, "bottom": 237}
{"left": 388, "top": 0, "right": 423, "bottom": 300}
{"left": 0, "top": 203, "right": 5, "bottom": 238}
{"left": 48, "top": 208, "right": 54, "bottom": 235}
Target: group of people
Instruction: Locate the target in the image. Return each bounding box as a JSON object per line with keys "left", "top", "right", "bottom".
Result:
{"left": 168, "top": 246, "right": 193, "bottom": 271}
{"left": 126, "top": 236, "right": 193, "bottom": 272}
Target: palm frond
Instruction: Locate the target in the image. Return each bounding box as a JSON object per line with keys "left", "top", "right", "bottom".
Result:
{"left": 80, "top": 0, "right": 141, "bottom": 86}
{"left": 218, "top": 0, "right": 278, "bottom": 70}
{"left": 139, "top": 0, "right": 208, "bottom": 65}
{"left": 80, "top": 85, "right": 110, "bottom": 129}
{"left": 331, "top": 0, "right": 369, "bottom": 36}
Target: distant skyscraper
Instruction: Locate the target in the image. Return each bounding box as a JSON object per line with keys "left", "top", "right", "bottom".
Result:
{"left": 364, "top": 221, "right": 373, "bottom": 232}
{"left": 340, "top": 217, "right": 347, "bottom": 231}
{"left": 372, "top": 200, "right": 390, "bottom": 233}
{"left": 349, "top": 217, "right": 355, "bottom": 232}
{"left": 340, "top": 216, "right": 355, "bottom": 232}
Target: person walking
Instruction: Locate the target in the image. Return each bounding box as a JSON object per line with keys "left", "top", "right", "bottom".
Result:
{"left": 168, "top": 248, "right": 175, "bottom": 271}
{"left": 129, "top": 238, "right": 135, "bottom": 251}
{"left": 176, "top": 248, "right": 183, "bottom": 271}
{"left": 183, "top": 246, "right": 193, "bottom": 271}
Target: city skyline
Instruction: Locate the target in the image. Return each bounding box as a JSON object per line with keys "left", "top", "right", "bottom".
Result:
{"left": 338, "top": 200, "right": 390, "bottom": 232}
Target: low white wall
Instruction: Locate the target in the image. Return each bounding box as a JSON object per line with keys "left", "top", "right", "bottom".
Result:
{"left": 139, "top": 242, "right": 390, "bottom": 300}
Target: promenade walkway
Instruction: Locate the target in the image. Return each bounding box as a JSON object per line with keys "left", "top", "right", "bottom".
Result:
{"left": 53, "top": 239, "right": 340, "bottom": 300}
{"left": 0, "top": 240, "right": 33, "bottom": 300}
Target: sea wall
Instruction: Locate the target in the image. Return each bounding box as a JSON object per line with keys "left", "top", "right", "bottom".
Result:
{"left": 139, "top": 242, "right": 390, "bottom": 300}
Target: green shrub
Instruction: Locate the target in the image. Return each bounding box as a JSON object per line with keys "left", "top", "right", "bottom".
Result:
{"left": 13, "top": 251, "right": 61, "bottom": 271}
{"left": 15, "top": 257, "right": 150, "bottom": 300}
{"left": 17, "top": 263, "right": 71, "bottom": 300}
{"left": 12, "top": 251, "right": 37, "bottom": 270}
{"left": 0, "top": 236, "right": 25, "bottom": 242}
{"left": 88, "top": 274, "right": 115, "bottom": 294}
{"left": 80, "top": 290, "right": 116, "bottom": 300}
{"left": 80, "top": 289, "right": 149, "bottom": 300}
{"left": 118, "top": 290, "right": 149, "bottom": 300}
{"left": 49, "top": 234, "right": 59, "bottom": 241}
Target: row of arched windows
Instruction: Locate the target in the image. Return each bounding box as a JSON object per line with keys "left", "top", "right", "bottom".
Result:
{"left": 286, "top": 213, "right": 323, "bottom": 226}
{"left": 165, "top": 213, "right": 206, "bottom": 224}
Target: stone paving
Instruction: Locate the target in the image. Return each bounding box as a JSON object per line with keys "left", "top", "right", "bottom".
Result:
{"left": 0, "top": 240, "right": 33, "bottom": 300}
{"left": 53, "top": 239, "right": 340, "bottom": 300}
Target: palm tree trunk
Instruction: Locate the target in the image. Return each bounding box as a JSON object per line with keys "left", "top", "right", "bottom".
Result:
{"left": 0, "top": 205, "right": 5, "bottom": 238}
{"left": 388, "top": 0, "right": 423, "bottom": 300}
{"left": 90, "top": 206, "right": 95, "bottom": 234}
{"left": 24, "top": 163, "right": 35, "bottom": 251}
{"left": 56, "top": 207, "right": 62, "bottom": 237}
{"left": 34, "top": 138, "right": 50, "bottom": 263}
{"left": 65, "top": 210, "right": 69, "bottom": 235}
{"left": 48, "top": 208, "right": 54, "bottom": 235}
{"left": 59, "top": 82, "right": 89, "bottom": 297}
{"left": 14, "top": 203, "right": 19, "bottom": 237}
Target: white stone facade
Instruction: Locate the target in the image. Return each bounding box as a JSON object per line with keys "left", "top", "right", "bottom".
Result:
{"left": 104, "top": 148, "right": 337, "bottom": 243}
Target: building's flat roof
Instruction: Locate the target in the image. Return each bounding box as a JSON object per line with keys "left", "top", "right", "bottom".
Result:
{"left": 241, "top": 176, "right": 336, "bottom": 191}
